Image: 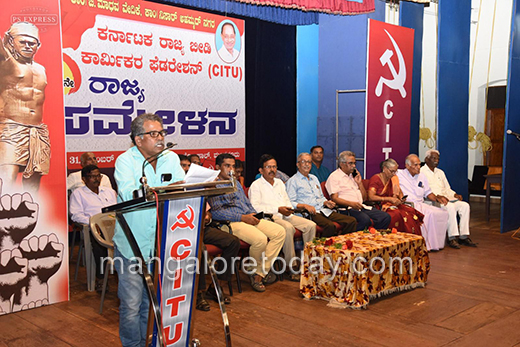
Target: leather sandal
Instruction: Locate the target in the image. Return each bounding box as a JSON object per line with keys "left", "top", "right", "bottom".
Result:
{"left": 249, "top": 275, "right": 266, "bottom": 292}
{"left": 285, "top": 272, "right": 300, "bottom": 282}
{"left": 196, "top": 292, "right": 210, "bottom": 311}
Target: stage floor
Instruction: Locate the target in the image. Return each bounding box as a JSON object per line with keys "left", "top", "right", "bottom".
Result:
{"left": 1, "top": 201, "right": 519, "bottom": 346}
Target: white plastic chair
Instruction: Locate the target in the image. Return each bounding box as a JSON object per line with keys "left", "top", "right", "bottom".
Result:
{"left": 89, "top": 212, "right": 116, "bottom": 314}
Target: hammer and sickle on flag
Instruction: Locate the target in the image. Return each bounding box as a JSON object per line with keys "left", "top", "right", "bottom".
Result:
{"left": 171, "top": 205, "right": 196, "bottom": 231}
{"left": 375, "top": 29, "right": 407, "bottom": 98}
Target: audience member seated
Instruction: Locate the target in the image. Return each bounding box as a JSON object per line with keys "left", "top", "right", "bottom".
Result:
{"left": 397, "top": 154, "right": 449, "bottom": 251}
{"left": 235, "top": 159, "right": 246, "bottom": 189}
{"left": 249, "top": 154, "right": 316, "bottom": 281}
{"left": 421, "top": 150, "right": 476, "bottom": 248}
{"left": 326, "top": 151, "right": 391, "bottom": 231}
{"left": 310, "top": 145, "right": 331, "bottom": 183}
{"left": 286, "top": 152, "right": 357, "bottom": 237}
{"left": 196, "top": 209, "right": 240, "bottom": 311}
{"left": 189, "top": 154, "right": 201, "bottom": 166}
{"left": 67, "top": 152, "right": 112, "bottom": 191}
{"left": 207, "top": 153, "right": 285, "bottom": 292}
{"left": 254, "top": 169, "right": 290, "bottom": 183}
{"left": 179, "top": 154, "right": 191, "bottom": 173}
{"left": 368, "top": 158, "right": 424, "bottom": 235}
{"left": 69, "top": 165, "right": 117, "bottom": 292}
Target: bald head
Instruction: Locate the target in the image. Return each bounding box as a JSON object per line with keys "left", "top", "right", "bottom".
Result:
{"left": 80, "top": 152, "right": 98, "bottom": 167}
{"left": 404, "top": 154, "right": 421, "bottom": 176}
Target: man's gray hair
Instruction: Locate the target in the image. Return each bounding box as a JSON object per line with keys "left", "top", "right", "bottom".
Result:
{"left": 381, "top": 158, "right": 398, "bottom": 171}
{"left": 338, "top": 151, "right": 356, "bottom": 164}
{"left": 80, "top": 152, "right": 94, "bottom": 166}
{"left": 425, "top": 149, "right": 440, "bottom": 160}
{"left": 297, "top": 152, "right": 311, "bottom": 163}
{"left": 130, "top": 113, "right": 163, "bottom": 145}
{"left": 405, "top": 154, "right": 419, "bottom": 166}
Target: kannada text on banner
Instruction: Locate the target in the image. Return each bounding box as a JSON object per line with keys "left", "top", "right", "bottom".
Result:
{"left": 61, "top": 0, "right": 246, "bottom": 170}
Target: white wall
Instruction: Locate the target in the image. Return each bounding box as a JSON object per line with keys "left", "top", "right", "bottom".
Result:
{"left": 418, "top": 0, "right": 513, "bottom": 179}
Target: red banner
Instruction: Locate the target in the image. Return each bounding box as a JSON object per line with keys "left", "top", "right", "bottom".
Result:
{"left": 0, "top": 0, "right": 68, "bottom": 314}
{"left": 231, "top": 0, "right": 374, "bottom": 15}
{"left": 365, "top": 20, "right": 414, "bottom": 177}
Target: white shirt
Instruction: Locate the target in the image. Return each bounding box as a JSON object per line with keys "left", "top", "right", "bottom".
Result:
{"left": 218, "top": 46, "right": 240, "bottom": 63}
{"left": 67, "top": 171, "right": 112, "bottom": 191}
{"left": 325, "top": 168, "right": 363, "bottom": 204}
{"left": 396, "top": 169, "right": 432, "bottom": 204}
{"left": 248, "top": 176, "right": 293, "bottom": 219}
{"left": 69, "top": 185, "right": 117, "bottom": 225}
{"left": 420, "top": 165, "right": 457, "bottom": 200}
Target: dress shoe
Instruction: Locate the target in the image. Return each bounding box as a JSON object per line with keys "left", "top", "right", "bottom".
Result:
{"left": 448, "top": 239, "right": 460, "bottom": 249}
{"left": 458, "top": 237, "right": 477, "bottom": 247}
{"left": 95, "top": 278, "right": 108, "bottom": 293}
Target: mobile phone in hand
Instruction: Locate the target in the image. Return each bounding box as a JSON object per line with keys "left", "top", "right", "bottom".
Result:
{"left": 401, "top": 195, "right": 408, "bottom": 201}
{"left": 352, "top": 168, "right": 358, "bottom": 178}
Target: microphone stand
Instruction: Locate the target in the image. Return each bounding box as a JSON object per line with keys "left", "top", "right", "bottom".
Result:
{"left": 507, "top": 130, "right": 520, "bottom": 141}
{"left": 140, "top": 142, "right": 175, "bottom": 197}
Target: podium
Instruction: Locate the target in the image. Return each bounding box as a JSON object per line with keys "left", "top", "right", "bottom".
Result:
{"left": 101, "top": 179, "right": 237, "bottom": 347}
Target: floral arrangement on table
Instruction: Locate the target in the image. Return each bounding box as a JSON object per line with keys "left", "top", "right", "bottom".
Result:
{"left": 311, "top": 227, "right": 399, "bottom": 250}
{"left": 312, "top": 237, "right": 354, "bottom": 250}
{"left": 362, "top": 226, "right": 398, "bottom": 235}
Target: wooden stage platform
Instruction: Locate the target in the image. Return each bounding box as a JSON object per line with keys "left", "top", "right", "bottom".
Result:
{"left": 1, "top": 201, "right": 519, "bottom": 346}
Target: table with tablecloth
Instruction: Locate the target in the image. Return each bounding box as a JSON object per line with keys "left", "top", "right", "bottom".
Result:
{"left": 300, "top": 231, "right": 430, "bottom": 309}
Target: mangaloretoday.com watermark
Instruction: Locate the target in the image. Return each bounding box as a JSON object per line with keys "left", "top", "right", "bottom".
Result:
{"left": 100, "top": 251, "right": 414, "bottom": 280}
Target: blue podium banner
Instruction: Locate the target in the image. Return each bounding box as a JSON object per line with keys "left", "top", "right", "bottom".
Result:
{"left": 152, "top": 197, "right": 205, "bottom": 346}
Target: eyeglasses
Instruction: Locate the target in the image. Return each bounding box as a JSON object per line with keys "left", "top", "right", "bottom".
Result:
{"left": 386, "top": 168, "right": 397, "bottom": 174}
{"left": 86, "top": 174, "right": 101, "bottom": 179}
{"left": 298, "top": 160, "right": 312, "bottom": 165}
{"left": 264, "top": 165, "right": 277, "bottom": 170}
{"left": 139, "top": 130, "right": 167, "bottom": 138}
{"left": 346, "top": 161, "right": 356, "bottom": 166}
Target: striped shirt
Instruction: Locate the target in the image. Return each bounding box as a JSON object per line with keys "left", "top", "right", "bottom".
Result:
{"left": 207, "top": 182, "right": 256, "bottom": 222}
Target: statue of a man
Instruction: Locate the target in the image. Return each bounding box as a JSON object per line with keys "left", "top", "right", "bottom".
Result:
{"left": 0, "top": 22, "right": 50, "bottom": 193}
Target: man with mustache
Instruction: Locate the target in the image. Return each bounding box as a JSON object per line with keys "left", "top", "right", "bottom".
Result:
{"left": 421, "top": 150, "right": 476, "bottom": 248}
{"left": 69, "top": 164, "right": 117, "bottom": 292}
{"left": 67, "top": 152, "right": 112, "bottom": 192}
{"left": 218, "top": 22, "right": 240, "bottom": 63}
{"left": 113, "top": 113, "right": 185, "bottom": 347}
{"left": 249, "top": 154, "right": 316, "bottom": 281}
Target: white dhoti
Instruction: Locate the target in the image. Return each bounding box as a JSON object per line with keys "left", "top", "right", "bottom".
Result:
{"left": 442, "top": 200, "right": 470, "bottom": 238}
{"left": 414, "top": 202, "right": 449, "bottom": 251}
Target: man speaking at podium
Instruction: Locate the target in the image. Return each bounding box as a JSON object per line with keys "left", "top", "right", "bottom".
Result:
{"left": 113, "top": 113, "right": 185, "bottom": 347}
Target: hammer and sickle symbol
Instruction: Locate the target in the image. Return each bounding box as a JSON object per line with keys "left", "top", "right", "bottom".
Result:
{"left": 171, "top": 205, "right": 196, "bottom": 231}
{"left": 375, "top": 29, "right": 407, "bottom": 98}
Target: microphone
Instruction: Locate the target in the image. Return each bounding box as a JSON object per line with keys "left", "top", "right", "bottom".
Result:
{"left": 506, "top": 129, "right": 520, "bottom": 137}
{"left": 139, "top": 142, "right": 176, "bottom": 194}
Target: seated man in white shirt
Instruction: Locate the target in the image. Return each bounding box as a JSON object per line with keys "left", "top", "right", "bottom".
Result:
{"left": 326, "top": 151, "right": 391, "bottom": 231}
{"left": 421, "top": 150, "right": 476, "bottom": 248}
{"left": 397, "top": 154, "right": 449, "bottom": 251}
{"left": 67, "top": 152, "right": 112, "bottom": 191}
{"left": 69, "top": 164, "right": 117, "bottom": 291}
{"left": 248, "top": 154, "right": 316, "bottom": 281}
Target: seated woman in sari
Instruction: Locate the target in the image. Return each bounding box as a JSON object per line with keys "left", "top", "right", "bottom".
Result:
{"left": 367, "top": 158, "right": 424, "bottom": 235}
